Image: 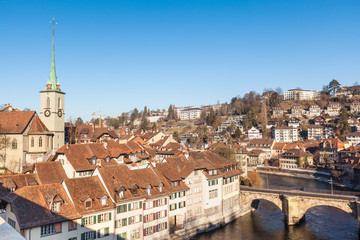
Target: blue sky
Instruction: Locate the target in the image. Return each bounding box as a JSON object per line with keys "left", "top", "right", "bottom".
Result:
{"left": 1, "top": 0, "right": 360, "bottom": 121}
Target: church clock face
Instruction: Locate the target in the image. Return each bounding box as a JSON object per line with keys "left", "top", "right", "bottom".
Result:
{"left": 44, "top": 110, "right": 51, "bottom": 117}
{"left": 58, "top": 110, "right": 63, "bottom": 117}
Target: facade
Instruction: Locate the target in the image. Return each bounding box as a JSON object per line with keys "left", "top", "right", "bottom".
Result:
{"left": 0, "top": 111, "right": 54, "bottom": 173}
{"left": 272, "top": 106, "right": 283, "bottom": 118}
{"left": 246, "top": 139, "right": 275, "bottom": 159}
{"left": 351, "top": 101, "right": 360, "bottom": 113}
{"left": 290, "top": 105, "right": 303, "bottom": 118}
{"left": 319, "top": 138, "right": 345, "bottom": 164}
{"left": 179, "top": 107, "right": 202, "bottom": 120}
{"left": 346, "top": 132, "right": 360, "bottom": 146}
{"left": 308, "top": 104, "right": 321, "bottom": 117}
{"left": 326, "top": 103, "right": 341, "bottom": 116}
{"left": 247, "top": 127, "right": 262, "bottom": 140}
{"left": 284, "top": 89, "right": 320, "bottom": 101}
{"left": 307, "top": 125, "right": 325, "bottom": 140}
{"left": 279, "top": 149, "right": 313, "bottom": 169}
{"left": 272, "top": 127, "right": 298, "bottom": 143}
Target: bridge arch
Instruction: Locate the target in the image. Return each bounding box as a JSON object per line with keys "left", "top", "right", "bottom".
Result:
{"left": 296, "top": 198, "right": 357, "bottom": 220}
{"left": 240, "top": 191, "right": 283, "bottom": 213}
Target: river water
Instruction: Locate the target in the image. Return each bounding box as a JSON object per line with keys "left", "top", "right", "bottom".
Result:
{"left": 195, "top": 174, "right": 359, "bottom": 240}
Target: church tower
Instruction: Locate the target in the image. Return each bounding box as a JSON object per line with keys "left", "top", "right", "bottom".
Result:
{"left": 40, "top": 18, "right": 65, "bottom": 151}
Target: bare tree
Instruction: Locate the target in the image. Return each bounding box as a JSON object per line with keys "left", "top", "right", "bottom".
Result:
{"left": 0, "top": 134, "right": 11, "bottom": 168}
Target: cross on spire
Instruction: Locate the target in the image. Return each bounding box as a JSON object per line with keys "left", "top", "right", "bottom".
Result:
{"left": 50, "top": 17, "right": 57, "bottom": 31}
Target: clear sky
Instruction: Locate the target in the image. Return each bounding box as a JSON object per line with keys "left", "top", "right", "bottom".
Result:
{"left": 1, "top": 0, "right": 360, "bottom": 121}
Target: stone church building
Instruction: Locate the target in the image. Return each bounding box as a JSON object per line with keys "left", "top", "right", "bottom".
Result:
{"left": 0, "top": 28, "right": 65, "bottom": 173}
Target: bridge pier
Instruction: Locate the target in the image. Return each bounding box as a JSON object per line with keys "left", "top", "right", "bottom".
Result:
{"left": 282, "top": 195, "right": 304, "bottom": 225}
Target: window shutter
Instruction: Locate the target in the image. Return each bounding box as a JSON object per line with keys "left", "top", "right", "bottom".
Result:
{"left": 109, "top": 212, "right": 112, "bottom": 221}
{"left": 98, "top": 215, "right": 101, "bottom": 223}
{"left": 94, "top": 216, "right": 97, "bottom": 224}
{"left": 143, "top": 202, "right": 146, "bottom": 210}
{"left": 143, "top": 229, "right": 146, "bottom": 237}
{"left": 128, "top": 203, "right": 131, "bottom": 211}
{"left": 128, "top": 217, "right": 131, "bottom": 225}
{"left": 140, "top": 201, "right": 142, "bottom": 208}
{"left": 165, "top": 210, "right": 167, "bottom": 217}
{"left": 165, "top": 198, "right": 167, "bottom": 204}
{"left": 143, "top": 215, "right": 146, "bottom": 223}
{"left": 117, "top": 206, "right": 120, "bottom": 213}
{"left": 140, "top": 214, "right": 142, "bottom": 222}
{"left": 124, "top": 204, "right": 127, "bottom": 212}
{"left": 208, "top": 181, "right": 210, "bottom": 186}
{"left": 81, "top": 218, "right": 84, "bottom": 227}
{"left": 165, "top": 222, "right": 167, "bottom": 229}
{"left": 184, "top": 201, "right": 186, "bottom": 207}
{"left": 115, "top": 220, "right": 118, "bottom": 228}
{"left": 183, "top": 191, "right": 186, "bottom": 196}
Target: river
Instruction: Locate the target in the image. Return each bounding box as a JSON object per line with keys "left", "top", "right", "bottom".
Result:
{"left": 195, "top": 173, "right": 360, "bottom": 240}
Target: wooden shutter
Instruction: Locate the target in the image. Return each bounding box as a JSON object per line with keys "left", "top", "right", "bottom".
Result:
{"left": 165, "top": 210, "right": 167, "bottom": 217}
{"left": 109, "top": 212, "right": 112, "bottom": 221}
{"left": 165, "top": 198, "right": 167, "bottom": 204}
{"left": 81, "top": 218, "right": 85, "bottom": 227}
{"left": 143, "top": 202, "right": 146, "bottom": 210}
{"left": 94, "top": 216, "right": 97, "bottom": 224}
{"left": 140, "top": 201, "right": 142, "bottom": 208}
{"left": 98, "top": 214, "right": 101, "bottom": 223}
{"left": 143, "top": 229, "right": 146, "bottom": 237}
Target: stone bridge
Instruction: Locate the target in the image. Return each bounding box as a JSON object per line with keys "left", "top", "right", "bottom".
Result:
{"left": 239, "top": 186, "right": 360, "bottom": 226}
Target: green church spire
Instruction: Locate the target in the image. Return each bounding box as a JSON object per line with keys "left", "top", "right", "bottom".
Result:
{"left": 45, "top": 18, "right": 61, "bottom": 91}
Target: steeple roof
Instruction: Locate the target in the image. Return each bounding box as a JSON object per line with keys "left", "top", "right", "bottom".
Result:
{"left": 43, "top": 22, "right": 63, "bottom": 93}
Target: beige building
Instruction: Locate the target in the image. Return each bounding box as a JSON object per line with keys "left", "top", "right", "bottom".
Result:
{"left": 0, "top": 111, "right": 53, "bottom": 173}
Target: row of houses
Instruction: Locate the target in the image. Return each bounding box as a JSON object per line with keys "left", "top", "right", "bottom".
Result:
{"left": 0, "top": 142, "right": 242, "bottom": 240}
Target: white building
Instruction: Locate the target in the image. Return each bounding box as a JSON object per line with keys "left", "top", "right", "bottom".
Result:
{"left": 272, "top": 127, "right": 298, "bottom": 143}
{"left": 247, "top": 127, "right": 262, "bottom": 140}
{"left": 179, "top": 107, "right": 202, "bottom": 120}
{"left": 284, "top": 89, "right": 320, "bottom": 101}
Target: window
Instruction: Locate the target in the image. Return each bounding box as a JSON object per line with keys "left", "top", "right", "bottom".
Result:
{"left": 68, "top": 221, "right": 77, "bottom": 231}
{"left": 11, "top": 139, "right": 17, "bottom": 150}
{"left": 100, "top": 196, "right": 107, "bottom": 206}
{"left": 84, "top": 199, "right": 92, "bottom": 209}
{"left": 130, "top": 228, "right": 140, "bottom": 239}
{"left": 39, "top": 137, "right": 43, "bottom": 147}
{"left": 97, "top": 227, "right": 109, "bottom": 238}
{"left": 47, "top": 97, "right": 50, "bottom": 108}
{"left": 51, "top": 201, "right": 61, "bottom": 212}
{"left": 31, "top": 137, "right": 34, "bottom": 147}
{"left": 117, "top": 204, "right": 127, "bottom": 213}
{"left": 119, "top": 190, "right": 124, "bottom": 198}
{"left": 8, "top": 218, "right": 16, "bottom": 228}
{"left": 209, "top": 189, "right": 218, "bottom": 199}
{"left": 98, "top": 212, "right": 111, "bottom": 223}
{"left": 40, "top": 223, "right": 61, "bottom": 237}
{"left": 117, "top": 232, "right": 127, "bottom": 240}
{"left": 81, "top": 231, "right": 96, "bottom": 240}
{"left": 82, "top": 216, "right": 94, "bottom": 226}
{"left": 58, "top": 98, "right": 61, "bottom": 109}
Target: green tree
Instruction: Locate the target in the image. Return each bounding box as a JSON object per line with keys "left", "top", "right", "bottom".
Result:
{"left": 130, "top": 108, "right": 139, "bottom": 123}
{"left": 167, "top": 105, "right": 176, "bottom": 120}
{"left": 139, "top": 115, "right": 149, "bottom": 132}
{"left": 173, "top": 131, "right": 180, "bottom": 142}
{"left": 206, "top": 108, "right": 216, "bottom": 126}
{"left": 234, "top": 128, "right": 242, "bottom": 139}
{"left": 338, "top": 107, "right": 350, "bottom": 135}
{"left": 328, "top": 79, "right": 341, "bottom": 96}
{"left": 212, "top": 146, "right": 235, "bottom": 162}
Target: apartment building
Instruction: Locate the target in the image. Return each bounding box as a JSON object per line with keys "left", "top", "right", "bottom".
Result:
{"left": 284, "top": 89, "right": 320, "bottom": 101}
{"left": 272, "top": 127, "right": 298, "bottom": 143}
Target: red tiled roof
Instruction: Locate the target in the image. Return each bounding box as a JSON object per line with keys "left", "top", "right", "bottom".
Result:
{"left": 0, "top": 111, "right": 35, "bottom": 134}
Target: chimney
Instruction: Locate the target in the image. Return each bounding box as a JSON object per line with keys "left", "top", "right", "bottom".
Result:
{"left": 103, "top": 140, "right": 108, "bottom": 150}
{"left": 66, "top": 143, "right": 69, "bottom": 149}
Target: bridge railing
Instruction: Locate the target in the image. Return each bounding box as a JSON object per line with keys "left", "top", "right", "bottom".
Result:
{"left": 240, "top": 185, "right": 360, "bottom": 197}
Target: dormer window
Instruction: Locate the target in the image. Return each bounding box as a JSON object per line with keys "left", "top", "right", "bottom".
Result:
{"left": 158, "top": 183, "right": 164, "bottom": 193}
{"left": 100, "top": 196, "right": 108, "bottom": 206}
{"left": 51, "top": 202, "right": 61, "bottom": 212}
{"left": 89, "top": 157, "right": 96, "bottom": 165}
{"left": 147, "top": 185, "right": 152, "bottom": 196}
{"left": 131, "top": 185, "right": 139, "bottom": 195}
{"left": 105, "top": 156, "right": 110, "bottom": 163}
{"left": 118, "top": 187, "right": 126, "bottom": 198}
{"left": 84, "top": 198, "right": 92, "bottom": 209}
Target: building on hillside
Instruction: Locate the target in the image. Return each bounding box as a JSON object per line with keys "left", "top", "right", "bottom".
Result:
{"left": 288, "top": 117, "right": 300, "bottom": 128}
{"left": 247, "top": 127, "right": 262, "bottom": 140}
{"left": 351, "top": 101, "right": 360, "bottom": 113}
{"left": 272, "top": 106, "right": 283, "bottom": 118}
{"left": 279, "top": 149, "right": 313, "bottom": 169}
{"left": 179, "top": 107, "right": 202, "bottom": 120}
{"left": 284, "top": 89, "right": 320, "bottom": 101}
{"left": 319, "top": 138, "right": 345, "bottom": 164}
{"left": 272, "top": 127, "right": 298, "bottom": 143}
{"left": 325, "top": 102, "right": 342, "bottom": 116}
{"left": 290, "top": 105, "right": 303, "bottom": 118}
{"left": 308, "top": 104, "right": 321, "bottom": 117}
{"left": 307, "top": 125, "right": 326, "bottom": 140}
{"left": 346, "top": 132, "right": 360, "bottom": 146}
{"left": 246, "top": 139, "right": 275, "bottom": 159}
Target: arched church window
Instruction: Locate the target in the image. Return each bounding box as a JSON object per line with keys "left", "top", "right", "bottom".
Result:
{"left": 31, "top": 137, "right": 34, "bottom": 147}
{"left": 58, "top": 98, "right": 61, "bottom": 109}
{"left": 39, "top": 137, "right": 43, "bottom": 147}
{"left": 47, "top": 97, "right": 50, "bottom": 108}
{"left": 12, "top": 139, "right": 17, "bottom": 150}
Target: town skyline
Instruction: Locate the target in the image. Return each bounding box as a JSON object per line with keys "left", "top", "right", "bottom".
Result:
{"left": 1, "top": 0, "right": 360, "bottom": 121}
